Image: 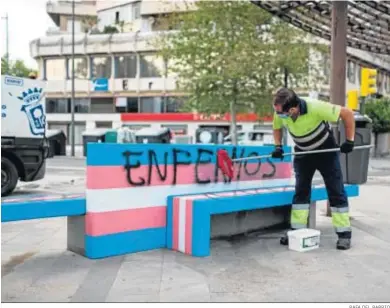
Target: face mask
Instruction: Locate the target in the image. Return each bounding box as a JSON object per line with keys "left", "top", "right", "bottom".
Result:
{"left": 278, "top": 113, "right": 289, "bottom": 119}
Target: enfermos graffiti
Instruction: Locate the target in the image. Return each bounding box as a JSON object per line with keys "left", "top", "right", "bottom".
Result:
{"left": 122, "top": 147, "right": 276, "bottom": 187}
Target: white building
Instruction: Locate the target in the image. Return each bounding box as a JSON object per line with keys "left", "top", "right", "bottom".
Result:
{"left": 30, "top": 0, "right": 390, "bottom": 145}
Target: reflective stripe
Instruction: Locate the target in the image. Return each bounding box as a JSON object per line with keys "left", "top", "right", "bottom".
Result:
{"left": 294, "top": 131, "right": 330, "bottom": 151}
{"left": 331, "top": 206, "right": 349, "bottom": 213}
{"left": 291, "top": 122, "right": 326, "bottom": 143}
{"left": 291, "top": 209, "right": 309, "bottom": 226}
{"left": 291, "top": 223, "right": 307, "bottom": 229}
{"left": 292, "top": 203, "right": 310, "bottom": 210}
{"left": 332, "top": 212, "right": 351, "bottom": 228}
{"left": 335, "top": 226, "right": 352, "bottom": 233}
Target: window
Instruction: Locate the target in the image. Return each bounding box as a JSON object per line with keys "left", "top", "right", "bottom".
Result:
{"left": 140, "top": 97, "right": 163, "bottom": 113}
{"left": 67, "top": 57, "right": 88, "bottom": 79}
{"left": 140, "top": 54, "right": 164, "bottom": 78}
{"left": 96, "top": 121, "right": 112, "bottom": 128}
{"left": 132, "top": 2, "right": 141, "bottom": 19}
{"left": 45, "top": 98, "right": 90, "bottom": 113}
{"left": 347, "top": 60, "right": 356, "bottom": 84}
{"left": 164, "top": 96, "right": 186, "bottom": 112}
{"left": 74, "top": 98, "right": 90, "bottom": 113}
{"left": 127, "top": 97, "right": 139, "bottom": 112}
{"left": 91, "top": 56, "right": 112, "bottom": 79}
{"left": 90, "top": 98, "right": 114, "bottom": 113}
{"left": 115, "top": 11, "right": 120, "bottom": 24}
{"left": 115, "top": 55, "right": 137, "bottom": 78}
{"left": 45, "top": 59, "right": 66, "bottom": 80}
{"left": 46, "top": 98, "right": 68, "bottom": 113}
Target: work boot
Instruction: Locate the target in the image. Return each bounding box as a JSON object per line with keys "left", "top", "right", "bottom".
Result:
{"left": 336, "top": 238, "right": 351, "bottom": 250}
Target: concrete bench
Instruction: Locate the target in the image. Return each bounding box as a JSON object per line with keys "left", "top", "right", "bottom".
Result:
{"left": 1, "top": 193, "right": 86, "bottom": 222}
{"left": 166, "top": 184, "right": 359, "bottom": 257}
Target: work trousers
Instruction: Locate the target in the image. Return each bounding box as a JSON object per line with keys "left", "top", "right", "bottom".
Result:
{"left": 290, "top": 142, "right": 352, "bottom": 239}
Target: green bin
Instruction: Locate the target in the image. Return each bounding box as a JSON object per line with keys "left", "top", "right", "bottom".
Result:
{"left": 105, "top": 129, "right": 118, "bottom": 143}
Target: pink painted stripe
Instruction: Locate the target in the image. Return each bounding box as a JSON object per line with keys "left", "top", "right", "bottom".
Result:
{"left": 85, "top": 205, "right": 166, "bottom": 236}
{"left": 87, "top": 162, "right": 292, "bottom": 189}
{"left": 173, "top": 198, "right": 180, "bottom": 251}
{"left": 185, "top": 199, "right": 193, "bottom": 255}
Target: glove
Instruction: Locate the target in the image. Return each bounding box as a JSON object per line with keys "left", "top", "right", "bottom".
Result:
{"left": 271, "top": 145, "right": 284, "bottom": 160}
{"left": 340, "top": 140, "right": 354, "bottom": 153}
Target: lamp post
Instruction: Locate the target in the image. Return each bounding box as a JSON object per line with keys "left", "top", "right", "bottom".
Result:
{"left": 2, "top": 13, "right": 9, "bottom": 73}
{"left": 71, "top": 0, "right": 76, "bottom": 156}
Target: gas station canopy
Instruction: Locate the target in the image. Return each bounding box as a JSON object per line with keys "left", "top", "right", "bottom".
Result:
{"left": 251, "top": 1, "right": 390, "bottom": 55}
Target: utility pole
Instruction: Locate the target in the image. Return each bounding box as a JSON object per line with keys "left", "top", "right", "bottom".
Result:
{"left": 71, "top": 0, "right": 76, "bottom": 156}
{"left": 2, "top": 13, "right": 9, "bottom": 73}
{"left": 328, "top": 1, "right": 348, "bottom": 216}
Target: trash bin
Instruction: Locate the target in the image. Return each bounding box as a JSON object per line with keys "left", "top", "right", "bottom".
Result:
{"left": 46, "top": 129, "right": 67, "bottom": 157}
{"left": 338, "top": 112, "right": 372, "bottom": 184}
{"left": 82, "top": 129, "right": 107, "bottom": 157}
{"left": 135, "top": 127, "right": 171, "bottom": 144}
{"left": 105, "top": 129, "right": 118, "bottom": 143}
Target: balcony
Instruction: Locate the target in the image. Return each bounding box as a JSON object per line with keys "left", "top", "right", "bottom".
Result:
{"left": 140, "top": 0, "right": 196, "bottom": 16}
{"left": 43, "top": 77, "right": 179, "bottom": 97}
{"left": 30, "top": 31, "right": 172, "bottom": 58}
{"left": 46, "top": 0, "right": 96, "bottom": 26}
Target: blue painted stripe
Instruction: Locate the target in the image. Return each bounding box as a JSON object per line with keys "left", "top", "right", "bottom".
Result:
{"left": 87, "top": 143, "right": 292, "bottom": 166}
{"left": 191, "top": 205, "right": 210, "bottom": 257}
{"left": 166, "top": 195, "right": 174, "bottom": 249}
{"left": 85, "top": 227, "right": 166, "bottom": 259}
{"left": 1, "top": 198, "right": 86, "bottom": 222}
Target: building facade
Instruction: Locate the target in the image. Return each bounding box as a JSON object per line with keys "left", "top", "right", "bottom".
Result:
{"left": 30, "top": 0, "right": 390, "bottom": 145}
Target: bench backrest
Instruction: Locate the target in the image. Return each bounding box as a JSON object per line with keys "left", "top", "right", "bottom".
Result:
{"left": 85, "top": 143, "right": 293, "bottom": 240}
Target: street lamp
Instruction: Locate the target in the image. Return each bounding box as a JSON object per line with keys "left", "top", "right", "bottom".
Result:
{"left": 71, "top": 0, "right": 75, "bottom": 156}
{"left": 2, "top": 13, "right": 9, "bottom": 73}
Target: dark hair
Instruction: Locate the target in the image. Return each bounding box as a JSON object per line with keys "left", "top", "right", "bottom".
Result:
{"left": 273, "top": 88, "right": 300, "bottom": 112}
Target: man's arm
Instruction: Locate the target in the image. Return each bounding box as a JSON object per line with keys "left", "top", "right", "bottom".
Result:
{"left": 339, "top": 107, "right": 355, "bottom": 141}
{"left": 273, "top": 128, "right": 283, "bottom": 146}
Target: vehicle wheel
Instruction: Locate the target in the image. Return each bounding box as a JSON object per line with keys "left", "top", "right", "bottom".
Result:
{"left": 1, "top": 157, "right": 19, "bottom": 197}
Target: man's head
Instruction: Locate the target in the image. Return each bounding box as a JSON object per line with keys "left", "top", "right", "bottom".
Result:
{"left": 272, "top": 87, "right": 300, "bottom": 120}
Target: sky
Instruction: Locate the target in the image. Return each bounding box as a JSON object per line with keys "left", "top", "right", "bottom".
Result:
{"left": 1, "top": 0, "right": 55, "bottom": 69}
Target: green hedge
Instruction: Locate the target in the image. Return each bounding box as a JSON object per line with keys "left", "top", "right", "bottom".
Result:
{"left": 364, "top": 97, "right": 390, "bottom": 134}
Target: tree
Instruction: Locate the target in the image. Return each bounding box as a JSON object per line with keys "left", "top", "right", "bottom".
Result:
{"left": 1, "top": 56, "right": 37, "bottom": 78}
{"left": 365, "top": 97, "right": 390, "bottom": 157}
{"left": 157, "top": 1, "right": 326, "bottom": 143}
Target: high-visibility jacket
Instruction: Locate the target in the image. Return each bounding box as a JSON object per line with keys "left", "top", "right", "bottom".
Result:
{"left": 273, "top": 97, "right": 341, "bottom": 151}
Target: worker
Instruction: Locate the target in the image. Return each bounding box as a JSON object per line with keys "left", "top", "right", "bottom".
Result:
{"left": 271, "top": 88, "right": 356, "bottom": 250}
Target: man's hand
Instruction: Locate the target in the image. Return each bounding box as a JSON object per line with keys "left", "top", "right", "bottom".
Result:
{"left": 340, "top": 140, "right": 354, "bottom": 153}
{"left": 271, "top": 145, "right": 284, "bottom": 160}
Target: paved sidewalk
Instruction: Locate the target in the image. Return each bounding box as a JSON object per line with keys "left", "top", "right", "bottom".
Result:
{"left": 2, "top": 184, "right": 390, "bottom": 302}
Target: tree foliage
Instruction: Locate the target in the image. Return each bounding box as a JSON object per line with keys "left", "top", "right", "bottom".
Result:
{"left": 1, "top": 56, "right": 37, "bottom": 78}
{"left": 157, "top": 0, "right": 326, "bottom": 117}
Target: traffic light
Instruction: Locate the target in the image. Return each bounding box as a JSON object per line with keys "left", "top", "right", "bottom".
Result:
{"left": 347, "top": 90, "right": 359, "bottom": 111}
{"left": 361, "top": 68, "right": 377, "bottom": 97}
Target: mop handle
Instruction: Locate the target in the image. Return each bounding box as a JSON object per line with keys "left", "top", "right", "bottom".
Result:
{"left": 230, "top": 144, "right": 373, "bottom": 163}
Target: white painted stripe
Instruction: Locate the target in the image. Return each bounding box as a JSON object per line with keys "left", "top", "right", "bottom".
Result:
{"left": 178, "top": 197, "right": 187, "bottom": 253}
{"left": 86, "top": 178, "right": 295, "bottom": 213}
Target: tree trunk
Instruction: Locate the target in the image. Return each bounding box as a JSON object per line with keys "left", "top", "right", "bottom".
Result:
{"left": 230, "top": 83, "right": 238, "bottom": 145}
{"left": 230, "top": 99, "right": 237, "bottom": 145}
